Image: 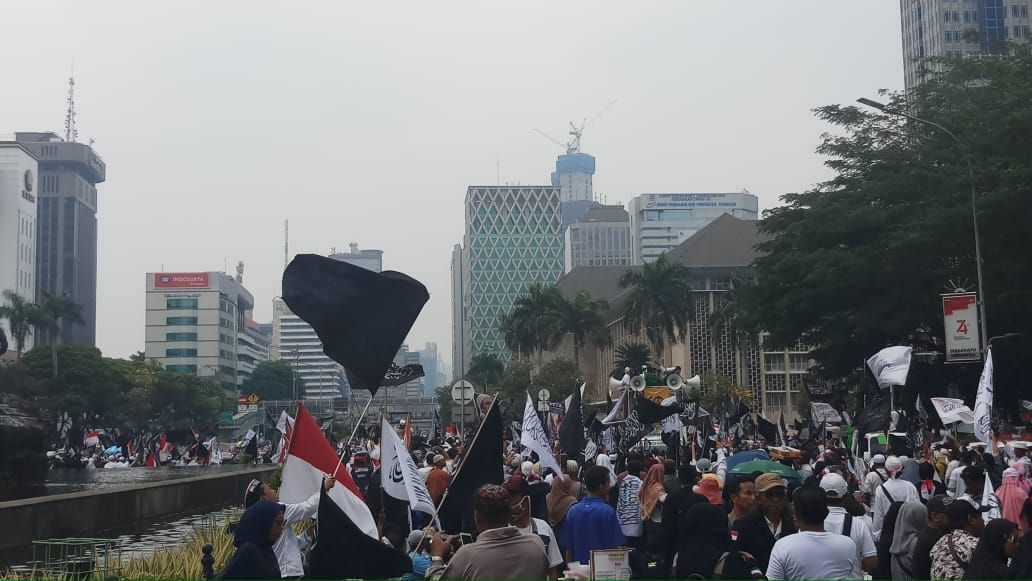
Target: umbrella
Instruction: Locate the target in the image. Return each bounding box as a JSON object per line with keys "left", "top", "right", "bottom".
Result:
{"left": 725, "top": 449, "right": 769, "bottom": 473}
{"left": 104, "top": 445, "right": 121, "bottom": 455}
{"left": 728, "top": 459, "right": 801, "bottom": 479}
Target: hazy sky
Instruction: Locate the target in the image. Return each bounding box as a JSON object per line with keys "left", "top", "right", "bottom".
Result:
{"left": 0, "top": 1, "right": 903, "bottom": 370}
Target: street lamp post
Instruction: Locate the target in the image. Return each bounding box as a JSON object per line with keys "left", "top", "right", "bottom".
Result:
{"left": 857, "top": 97, "right": 989, "bottom": 355}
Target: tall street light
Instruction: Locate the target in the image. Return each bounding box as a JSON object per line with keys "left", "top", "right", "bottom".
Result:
{"left": 857, "top": 97, "right": 989, "bottom": 356}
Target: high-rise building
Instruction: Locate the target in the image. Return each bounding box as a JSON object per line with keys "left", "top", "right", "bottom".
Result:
{"left": 457, "top": 186, "right": 563, "bottom": 369}
{"left": 144, "top": 271, "right": 254, "bottom": 386}
{"left": 450, "top": 244, "right": 469, "bottom": 379}
{"left": 0, "top": 141, "right": 39, "bottom": 358}
{"left": 417, "top": 342, "right": 439, "bottom": 397}
{"left": 901, "top": 0, "right": 1031, "bottom": 90}
{"left": 563, "top": 204, "right": 631, "bottom": 273}
{"left": 15, "top": 132, "right": 105, "bottom": 346}
{"left": 628, "top": 192, "right": 758, "bottom": 264}
{"left": 272, "top": 244, "right": 383, "bottom": 399}
{"left": 236, "top": 318, "right": 271, "bottom": 386}
{"left": 551, "top": 152, "right": 595, "bottom": 204}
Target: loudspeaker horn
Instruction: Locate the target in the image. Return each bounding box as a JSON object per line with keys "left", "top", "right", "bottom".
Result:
{"left": 684, "top": 374, "right": 702, "bottom": 389}
{"left": 630, "top": 375, "right": 647, "bottom": 392}
{"left": 609, "top": 376, "right": 625, "bottom": 390}
{"left": 666, "top": 374, "right": 684, "bottom": 390}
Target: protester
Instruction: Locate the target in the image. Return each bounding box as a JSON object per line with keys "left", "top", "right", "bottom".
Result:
{"left": 662, "top": 463, "right": 707, "bottom": 569}
{"left": 558, "top": 465, "right": 626, "bottom": 565}
{"left": 694, "top": 474, "right": 724, "bottom": 505}
{"left": 732, "top": 473, "right": 797, "bottom": 574}
{"left": 662, "top": 458, "right": 679, "bottom": 492}
{"left": 1006, "top": 498, "right": 1032, "bottom": 578}
{"left": 218, "top": 500, "right": 285, "bottom": 580}
{"left": 565, "top": 460, "right": 583, "bottom": 499}
{"left": 961, "top": 518, "right": 1017, "bottom": 580}
{"left": 863, "top": 454, "right": 890, "bottom": 498}
{"left": 958, "top": 465, "right": 1001, "bottom": 520}
{"left": 910, "top": 495, "right": 952, "bottom": 580}
{"left": 638, "top": 463, "right": 668, "bottom": 574}
{"left": 929, "top": 499, "right": 987, "bottom": 580}
{"left": 766, "top": 486, "right": 861, "bottom": 580}
{"left": 546, "top": 469, "right": 578, "bottom": 545}
{"left": 819, "top": 473, "right": 878, "bottom": 573}
{"left": 675, "top": 503, "right": 761, "bottom": 579}
{"left": 402, "top": 530, "right": 432, "bottom": 581}
{"left": 727, "top": 475, "right": 757, "bottom": 527}
{"left": 918, "top": 461, "right": 946, "bottom": 501}
{"left": 888, "top": 501, "right": 926, "bottom": 580}
{"left": 428, "top": 484, "right": 548, "bottom": 580}
{"left": 616, "top": 458, "right": 644, "bottom": 557}
{"left": 872, "top": 456, "right": 921, "bottom": 540}
{"left": 875, "top": 499, "right": 904, "bottom": 580}
{"left": 427, "top": 454, "right": 449, "bottom": 505}
{"left": 527, "top": 462, "right": 552, "bottom": 522}
{"left": 996, "top": 467, "right": 1029, "bottom": 533}
{"left": 504, "top": 476, "right": 565, "bottom": 580}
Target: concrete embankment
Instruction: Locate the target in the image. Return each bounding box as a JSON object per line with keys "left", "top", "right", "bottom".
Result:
{"left": 0, "top": 465, "right": 275, "bottom": 553}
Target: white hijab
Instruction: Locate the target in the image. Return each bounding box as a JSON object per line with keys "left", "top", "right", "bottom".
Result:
{"left": 595, "top": 454, "right": 618, "bottom": 487}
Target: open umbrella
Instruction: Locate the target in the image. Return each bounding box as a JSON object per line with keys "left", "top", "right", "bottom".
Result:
{"left": 728, "top": 458, "right": 801, "bottom": 480}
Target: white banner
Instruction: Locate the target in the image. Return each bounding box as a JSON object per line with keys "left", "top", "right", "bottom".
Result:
{"left": 810, "top": 402, "right": 843, "bottom": 424}
{"left": 930, "top": 397, "right": 975, "bottom": 425}
{"left": 380, "top": 418, "right": 436, "bottom": 515}
{"left": 521, "top": 394, "right": 563, "bottom": 480}
{"left": 942, "top": 293, "right": 981, "bottom": 363}
{"left": 866, "top": 346, "right": 912, "bottom": 389}
{"left": 974, "top": 348, "right": 994, "bottom": 445}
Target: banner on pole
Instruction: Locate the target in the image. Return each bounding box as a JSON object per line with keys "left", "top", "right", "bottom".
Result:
{"left": 942, "top": 293, "right": 981, "bottom": 363}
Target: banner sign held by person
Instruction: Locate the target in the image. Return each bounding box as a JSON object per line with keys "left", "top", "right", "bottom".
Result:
{"left": 930, "top": 397, "right": 975, "bottom": 425}
{"left": 942, "top": 293, "right": 981, "bottom": 363}
{"left": 521, "top": 394, "right": 563, "bottom": 480}
{"left": 380, "top": 417, "right": 435, "bottom": 515}
{"left": 867, "top": 346, "right": 912, "bottom": 389}
{"left": 810, "top": 402, "right": 842, "bottom": 424}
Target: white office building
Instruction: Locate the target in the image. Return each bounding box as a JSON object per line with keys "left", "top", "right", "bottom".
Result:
{"left": 272, "top": 243, "right": 383, "bottom": 399}
{"left": 236, "top": 319, "right": 271, "bottom": 386}
{"left": 564, "top": 204, "right": 631, "bottom": 273}
{"left": 0, "top": 142, "right": 39, "bottom": 358}
{"left": 628, "top": 191, "right": 759, "bottom": 264}
{"left": 144, "top": 271, "right": 254, "bottom": 386}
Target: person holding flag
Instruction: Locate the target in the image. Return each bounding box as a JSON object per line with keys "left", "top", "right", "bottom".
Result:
{"left": 243, "top": 474, "right": 336, "bottom": 578}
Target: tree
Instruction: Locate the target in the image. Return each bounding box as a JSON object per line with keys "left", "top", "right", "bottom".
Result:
{"left": 33, "top": 292, "right": 84, "bottom": 378}
{"left": 613, "top": 342, "right": 653, "bottom": 377}
{"left": 494, "top": 357, "right": 579, "bottom": 406}
{"left": 465, "top": 352, "right": 505, "bottom": 389}
{"left": 551, "top": 290, "right": 609, "bottom": 369}
{"left": 699, "top": 372, "right": 756, "bottom": 413}
{"left": 20, "top": 344, "right": 130, "bottom": 428}
{"left": 129, "top": 351, "right": 146, "bottom": 363}
{"left": 0, "top": 290, "right": 38, "bottom": 360}
{"left": 733, "top": 51, "right": 1032, "bottom": 396}
{"left": 242, "top": 360, "right": 301, "bottom": 401}
{"left": 503, "top": 283, "right": 564, "bottom": 362}
{"left": 618, "top": 255, "right": 695, "bottom": 358}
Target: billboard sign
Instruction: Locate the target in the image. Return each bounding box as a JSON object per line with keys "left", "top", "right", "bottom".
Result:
{"left": 155, "top": 272, "right": 210, "bottom": 289}
{"left": 942, "top": 292, "right": 981, "bottom": 363}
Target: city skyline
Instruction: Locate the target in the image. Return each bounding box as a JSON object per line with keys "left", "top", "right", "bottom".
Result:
{"left": 0, "top": 2, "right": 904, "bottom": 372}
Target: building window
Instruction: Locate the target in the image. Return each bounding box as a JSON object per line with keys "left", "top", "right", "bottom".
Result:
{"left": 166, "top": 364, "right": 198, "bottom": 374}
{"left": 788, "top": 353, "right": 811, "bottom": 372}
{"left": 764, "top": 353, "right": 786, "bottom": 372}
{"left": 166, "top": 316, "right": 198, "bottom": 326}
{"left": 166, "top": 348, "right": 197, "bottom": 357}
{"left": 220, "top": 333, "right": 234, "bottom": 345}
{"left": 219, "top": 348, "right": 235, "bottom": 360}
{"left": 166, "top": 332, "right": 198, "bottom": 342}
{"left": 166, "top": 298, "right": 198, "bottom": 310}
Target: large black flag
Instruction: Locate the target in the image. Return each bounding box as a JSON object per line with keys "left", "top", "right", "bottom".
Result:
{"left": 559, "top": 386, "right": 587, "bottom": 457}
{"left": 439, "top": 401, "right": 503, "bottom": 533}
{"left": 346, "top": 362, "right": 425, "bottom": 393}
{"left": 282, "top": 254, "right": 429, "bottom": 395}
{"left": 308, "top": 488, "right": 412, "bottom": 579}
{"left": 635, "top": 394, "right": 681, "bottom": 425}
{"left": 757, "top": 415, "right": 778, "bottom": 444}
{"left": 855, "top": 396, "right": 892, "bottom": 435}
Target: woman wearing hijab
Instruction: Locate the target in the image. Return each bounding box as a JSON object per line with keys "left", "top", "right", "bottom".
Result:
{"left": 547, "top": 472, "right": 579, "bottom": 554}
{"left": 875, "top": 501, "right": 904, "bottom": 580}
{"left": 996, "top": 468, "right": 1030, "bottom": 534}
{"left": 219, "top": 499, "right": 285, "bottom": 579}
{"left": 639, "top": 463, "right": 668, "bottom": 574}
{"left": 889, "top": 501, "right": 927, "bottom": 580}
{"left": 1007, "top": 499, "right": 1032, "bottom": 578}
{"left": 964, "top": 518, "right": 1018, "bottom": 580}
{"left": 675, "top": 503, "right": 758, "bottom": 579}
{"left": 1012, "top": 462, "right": 1032, "bottom": 494}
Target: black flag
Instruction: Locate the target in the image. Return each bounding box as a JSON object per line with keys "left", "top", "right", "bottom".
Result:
{"left": 439, "top": 401, "right": 503, "bottom": 533}
{"left": 559, "top": 386, "right": 587, "bottom": 457}
{"left": 282, "top": 254, "right": 429, "bottom": 395}
{"left": 757, "top": 416, "right": 778, "bottom": 444}
{"left": 346, "top": 362, "right": 426, "bottom": 393}
{"left": 855, "top": 396, "right": 892, "bottom": 435}
{"left": 635, "top": 394, "right": 681, "bottom": 425}
{"left": 308, "top": 488, "right": 412, "bottom": 579}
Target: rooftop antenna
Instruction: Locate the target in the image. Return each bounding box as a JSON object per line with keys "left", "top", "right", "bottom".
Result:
{"left": 284, "top": 220, "right": 289, "bottom": 270}
{"left": 64, "top": 72, "right": 78, "bottom": 143}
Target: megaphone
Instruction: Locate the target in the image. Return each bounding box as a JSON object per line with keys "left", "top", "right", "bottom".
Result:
{"left": 666, "top": 374, "right": 684, "bottom": 390}
{"left": 684, "top": 374, "right": 702, "bottom": 389}
{"left": 630, "top": 375, "right": 647, "bottom": 392}
{"left": 609, "top": 376, "right": 625, "bottom": 391}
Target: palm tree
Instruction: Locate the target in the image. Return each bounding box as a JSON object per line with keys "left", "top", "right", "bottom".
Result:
{"left": 466, "top": 352, "right": 505, "bottom": 389}
{"left": 618, "top": 255, "right": 695, "bottom": 360}
{"left": 505, "top": 283, "right": 564, "bottom": 363}
{"left": 613, "top": 341, "right": 653, "bottom": 376}
{"left": 34, "top": 292, "right": 84, "bottom": 378}
{"left": 0, "top": 289, "right": 39, "bottom": 361}
{"left": 499, "top": 310, "right": 535, "bottom": 360}
{"left": 551, "top": 290, "right": 609, "bottom": 369}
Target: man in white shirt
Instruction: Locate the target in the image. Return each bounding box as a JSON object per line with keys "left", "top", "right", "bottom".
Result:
{"left": 504, "top": 475, "right": 564, "bottom": 580}
{"left": 861, "top": 454, "right": 889, "bottom": 498}
{"left": 767, "top": 486, "right": 861, "bottom": 580}
{"left": 244, "top": 475, "right": 335, "bottom": 578}
{"left": 871, "top": 456, "right": 920, "bottom": 540}
{"left": 819, "top": 473, "right": 878, "bottom": 573}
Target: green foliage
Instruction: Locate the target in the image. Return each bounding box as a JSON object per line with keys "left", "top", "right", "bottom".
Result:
{"left": 465, "top": 352, "right": 505, "bottom": 388}
{"left": 699, "top": 372, "right": 755, "bottom": 412}
{"left": 618, "top": 255, "right": 695, "bottom": 355}
{"left": 242, "top": 360, "right": 301, "bottom": 401}
{"left": 500, "top": 285, "right": 609, "bottom": 367}
{"left": 734, "top": 51, "right": 1032, "bottom": 390}
{"left": 0, "top": 289, "right": 37, "bottom": 359}
{"left": 494, "top": 357, "right": 579, "bottom": 405}
{"left": 612, "top": 342, "right": 653, "bottom": 377}
{"left": 21, "top": 344, "right": 130, "bottom": 426}
{"left": 435, "top": 384, "right": 453, "bottom": 424}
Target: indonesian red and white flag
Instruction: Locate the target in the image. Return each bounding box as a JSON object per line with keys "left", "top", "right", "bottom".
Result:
{"left": 279, "top": 404, "right": 378, "bottom": 538}
{"left": 84, "top": 431, "right": 100, "bottom": 448}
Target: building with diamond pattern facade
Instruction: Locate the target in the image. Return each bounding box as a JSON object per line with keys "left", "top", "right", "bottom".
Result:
{"left": 453, "top": 186, "right": 563, "bottom": 375}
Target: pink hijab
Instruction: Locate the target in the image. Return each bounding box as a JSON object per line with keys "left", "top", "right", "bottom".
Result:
{"left": 1012, "top": 462, "right": 1032, "bottom": 493}
{"left": 997, "top": 468, "right": 1030, "bottom": 534}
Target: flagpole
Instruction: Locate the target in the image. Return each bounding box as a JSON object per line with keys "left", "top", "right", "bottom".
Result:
{"left": 331, "top": 395, "right": 376, "bottom": 479}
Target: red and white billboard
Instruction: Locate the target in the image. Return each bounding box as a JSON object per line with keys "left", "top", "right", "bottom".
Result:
{"left": 155, "top": 272, "right": 210, "bottom": 289}
{"left": 942, "top": 292, "right": 981, "bottom": 363}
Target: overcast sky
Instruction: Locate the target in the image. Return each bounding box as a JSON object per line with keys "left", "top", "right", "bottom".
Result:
{"left": 0, "top": 1, "right": 903, "bottom": 371}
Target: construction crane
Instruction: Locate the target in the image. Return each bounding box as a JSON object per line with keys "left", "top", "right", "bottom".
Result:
{"left": 533, "top": 98, "right": 618, "bottom": 155}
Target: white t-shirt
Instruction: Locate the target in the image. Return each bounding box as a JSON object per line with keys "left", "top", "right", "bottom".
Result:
{"left": 871, "top": 478, "right": 920, "bottom": 540}
{"left": 824, "top": 506, "right": 877, "bottom": 564}
{"left": 766, "top": 531, "right": 862, "bottom": 580}
{"left": 516, "top": 518, "right": 564, "bottom": 569}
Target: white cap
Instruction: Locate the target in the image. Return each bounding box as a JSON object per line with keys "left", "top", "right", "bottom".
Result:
{"left": 885, "top": 455, "right": 903, "bottom": 473}
{"left": 872, "top": 454, "right": 886, "bottom": 465}
{"left": 819, "top": 473, "right": 849, "bottom": 498}
{"left": 1012, "top": 441, "right": 1030, "bottom": 450}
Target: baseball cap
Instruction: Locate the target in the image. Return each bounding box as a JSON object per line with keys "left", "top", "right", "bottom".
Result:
{"left": 885, "top": 456, "right": 903, "bottom": 473}
{"left": 696, "top": 458, "right": 713, "bottom": 473}
{"left": 872, "top": 454, "right": 886, "bottom": 465}
{"left": 819, "top": 473, "right": 848, "bottom": 498}
{"left": 927, "top": 494, "right": 952, "bottom": 514}
{"left": 755, "top": 473, "right": 788, "bottom": 493}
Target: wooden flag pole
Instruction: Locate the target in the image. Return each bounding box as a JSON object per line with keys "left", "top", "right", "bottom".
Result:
{"left": 331, "top": 395, "right": 376, "bottom": 479}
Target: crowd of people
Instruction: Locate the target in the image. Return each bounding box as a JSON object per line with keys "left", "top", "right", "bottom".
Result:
{"left": 214, "top": 410, "right": 1032, "bottom": 581}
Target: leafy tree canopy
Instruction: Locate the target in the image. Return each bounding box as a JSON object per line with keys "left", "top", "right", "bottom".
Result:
{"left": 241, "top": 360, "right": 301, "bottom": 401}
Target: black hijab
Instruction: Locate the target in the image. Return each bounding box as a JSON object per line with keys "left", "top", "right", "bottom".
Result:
{"left": 219, "top": 500, "right": 283, "bottom": 579}
{"left": 676, "top": 503, "right": 734, "bottom": 579}
{"left": 965, "top": 519, "right": 1015, "bottom": 580}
